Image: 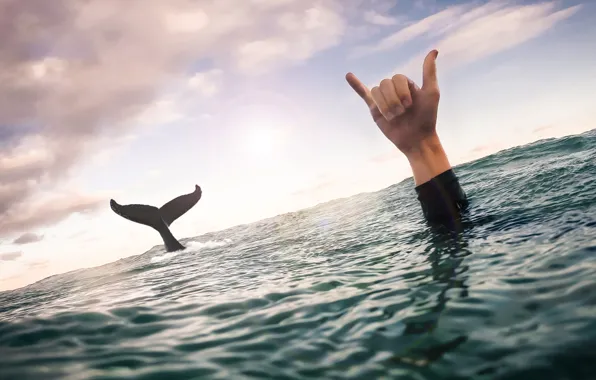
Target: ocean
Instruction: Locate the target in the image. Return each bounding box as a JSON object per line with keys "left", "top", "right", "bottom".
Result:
{"left": 1, "top": 130, "right": 595, "bottom": 380}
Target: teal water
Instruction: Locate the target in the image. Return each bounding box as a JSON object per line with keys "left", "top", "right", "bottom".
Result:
{"left": 1, "top": 130, "right": 595, "bottom": 380}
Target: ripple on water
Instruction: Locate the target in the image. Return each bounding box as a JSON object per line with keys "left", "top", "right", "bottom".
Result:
{"left": 0, "top": 130, "right": 595, "bottom": 379}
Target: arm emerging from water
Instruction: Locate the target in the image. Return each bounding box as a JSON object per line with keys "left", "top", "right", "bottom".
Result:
{"left": 346, "top": 50, "right": 468, "bottom": 226}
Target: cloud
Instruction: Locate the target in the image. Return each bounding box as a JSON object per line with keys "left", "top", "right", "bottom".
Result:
{"left": 470, "top": 144, "right": 492, "bottom": 154}
{"left": 0, "top": 0, "right": 365, "bottom": 238}
{"left": 187, "top": 69, "right": 224, "bottom": 97}
{"left": 0, "top": 257, "right": 50, "bottom": 290}
{"left": 399, "top": 1, "right": 581, "bottom": 72}
{"left": 532, "top": 125, "right": 555, "bottom": 134}
{"left": 355, "top": 0, "right": 581, "bottom": 73}
{"left": 370, "top": 151, "right": 399, "bottom": 163}
{"left": 13, "top": 233, "right": 44, "bottom": 245}
{"left": 291, "top": 178, "right": 339, "bottom": 197}
{"left": 352, "top": 4, "right": 469, "bottom": 57}
{"left": 0, "top": 252, "right": 23, "bottom": 261}
{"left": 235, "top": 5, "right": 345, "bottom": 73}
{"left": 363, "top": 10, "right": 401, "bottom": 26}
{"left": 0, "top": 193, "right": 104, "bottom": 237}
{"left": 460, "top": 140, "right": 509, "bottom": 163}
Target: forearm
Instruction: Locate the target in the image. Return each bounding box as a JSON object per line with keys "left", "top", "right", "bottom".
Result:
{"left": 404, "top": 133, "right": 469, "bottom": 225}
{"left": 404, "top": 133, "right": 452, "bottom": 186}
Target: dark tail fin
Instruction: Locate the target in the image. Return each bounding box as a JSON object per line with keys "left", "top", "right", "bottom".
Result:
{"left": 109, "top": 200, "right": 164, "bottom": 229}
{"left": 160, "top": 185, "right": 202, "bottom": 226}
{"left": 109, "top": 185, "right": 202, "bottom": 252}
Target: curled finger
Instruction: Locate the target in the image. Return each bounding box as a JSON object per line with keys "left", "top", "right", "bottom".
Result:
{"left": 392, "top": 74, "right": 413, "bottom": 110}
{"left": 371, "top": 86, "right": 392, "bottom": 121}
{"left": 379, "top": 79, "right": 403, "bottom": 119}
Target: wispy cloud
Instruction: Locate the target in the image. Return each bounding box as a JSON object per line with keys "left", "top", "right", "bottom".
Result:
{"left": 13, "top": 233, "right": 44, "bottom": 245}
{"left": 354, "top": 0, "right": 581, "bottom": 73}
{"left": 291, "top": 179, "right": 339, "bottom": 197}
{"left": 0, "top": 251, "right": 23, "bottom": 261}
{"left": 187, "top": 69, "right": 224, "bottom": 97}
{"left": 420, "top": 1, "right": 581, "bottom": 71}
{"left": 352, "top": 4, "right": 469, "bottom": 57}
{"left": 235, "top": 5, "right": 345, "bottom": 74}
{"left": 363, "top": 10, "right": 401, "bottom": 26}
{"left": 0, "top": 193, "right": 103, "bottom": 237}
{"left": 370, "top": 151, "right": 400, "bottom": 163}
{"left": 532, "top": 125, "right": 555, "bottom": 134}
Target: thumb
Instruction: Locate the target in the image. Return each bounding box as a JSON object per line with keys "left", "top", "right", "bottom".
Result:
{"left": 345, "top": 72, "right": 375, "bottom": 108}
{"left": 422, "top": 49, "right": 439, "bottom": 91}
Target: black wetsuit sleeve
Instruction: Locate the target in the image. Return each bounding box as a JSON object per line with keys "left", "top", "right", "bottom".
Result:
{"left": 414, "top": 169, "right": 468, "bottom": 225}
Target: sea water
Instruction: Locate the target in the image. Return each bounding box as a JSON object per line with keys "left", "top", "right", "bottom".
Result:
{"left": 1, "top": 130, "right": 595, "bottom": 380}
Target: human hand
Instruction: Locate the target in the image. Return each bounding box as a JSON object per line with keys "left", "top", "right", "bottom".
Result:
{"left": 346, "top": 50, "right": 440, "bottom": 155}
{"left": 346, "top": 50, "right": 452, "bottom": 185}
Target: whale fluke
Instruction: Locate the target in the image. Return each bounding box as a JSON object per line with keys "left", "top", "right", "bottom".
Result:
{"left": 160, "top": 184, "right": 202, "bottom": 226}
{"left": 109, "top": 185, "right": 202, "bottom": 252}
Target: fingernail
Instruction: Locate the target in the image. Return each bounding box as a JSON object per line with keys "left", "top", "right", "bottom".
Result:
{"left": 395, "top": 105, "right": 405, "bottom": 116}
{"left": 402, "top": 98, "right": 412, "bottom": 108}
{"left": 386, "top": 111, "right": 396, "bottom": 120}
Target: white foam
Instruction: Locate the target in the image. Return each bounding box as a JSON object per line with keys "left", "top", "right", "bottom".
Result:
{"left": 150, "top": 239, "right": 231, "bottom": 264}
{"left": 150, "top": 252, "right": 179, "bottom": 263}
{"left": 186, "top": 239, "right": 232, "bottom": 250}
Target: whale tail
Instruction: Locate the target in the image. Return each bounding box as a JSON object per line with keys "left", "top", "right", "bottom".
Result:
{"left": 109, "top": 185, "right": 202, "bottom": 252}
{"left": 159, "top": 185, "right": 203, "bottom": 226}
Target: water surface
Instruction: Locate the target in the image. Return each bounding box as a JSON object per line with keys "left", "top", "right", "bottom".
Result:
{"left": 1, "top": 130, "right": 595, "bottom": 380}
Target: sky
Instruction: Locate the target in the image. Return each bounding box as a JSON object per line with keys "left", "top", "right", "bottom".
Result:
{"left": 1, "top": 0, "right": 595, "bottom": 291}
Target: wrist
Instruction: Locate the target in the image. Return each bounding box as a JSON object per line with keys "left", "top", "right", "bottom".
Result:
{"left": 403, "top": 133, "right": 452, "bottom": 186}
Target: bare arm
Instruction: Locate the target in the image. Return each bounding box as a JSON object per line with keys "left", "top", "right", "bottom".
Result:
{"left": 404, "top": 133, "right": 452, "bottom": 186}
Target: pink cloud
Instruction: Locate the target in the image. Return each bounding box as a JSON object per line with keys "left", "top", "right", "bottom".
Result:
{"left": 13, "top": 232, "right": 44, "bottom": 245}
{"left": 0, "top": 251, "right": 23, "bottom": 261}
{"left": 0, "top": 0, "right": 367, "bottom": 238}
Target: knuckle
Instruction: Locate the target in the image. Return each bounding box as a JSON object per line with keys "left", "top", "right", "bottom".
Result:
{"left": 384, "top": 97, "right": 397, "bottom": 107}
{"left": 380, "top": 78, "right": 392, "bottom": 88}
{"left": 392, "top": 74, "right": 407, "bottom": 83}
{"left": 369, "top": 106, "right": 383, "bottom": 121}
{"left": 371, "top": 87, "right": 382, "bottom": 101}
{"left": 427, "top": 87, "right": 441, "bottom": 98}
{"left": 376, "top": 107, "right": 389, "bottom": 119}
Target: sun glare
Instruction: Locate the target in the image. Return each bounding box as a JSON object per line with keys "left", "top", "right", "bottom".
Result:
{"left": 245, "top": 126, "right": 280, "bottom": 157}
